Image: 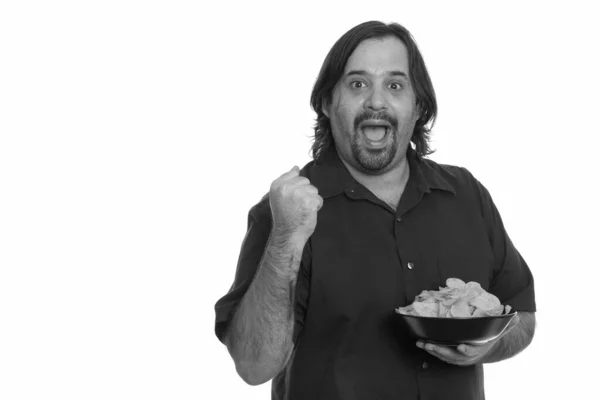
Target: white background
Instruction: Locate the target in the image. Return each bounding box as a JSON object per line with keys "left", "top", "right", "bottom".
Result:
{"left": 1, "top": 1, "right": 598, "bottom": 399}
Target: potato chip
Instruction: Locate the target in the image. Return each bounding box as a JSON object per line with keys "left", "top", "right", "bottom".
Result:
{"left": 395, "top": 278, "right": 512, "bottom": 319}
{"left": 470, "top": 292, "right": 501, "bottom": 311}
{"left": 471, "top": 308, "right": 489, "bottom": 318}
{"left": 446, "top": 278, "right": 466, "bottom": 289}
{"left": 438, "top": 302, "right": 450, "bottom": 318}
{"left": 450, "top": 300, "right": 471, "bottom": 317}
{"left": 412, "top": 301, "right": 438, "bottom": 317}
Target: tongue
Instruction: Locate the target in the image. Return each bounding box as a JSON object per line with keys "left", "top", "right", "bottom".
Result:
{"left": 363, "top": 126, "right": 386, "bottom": 141}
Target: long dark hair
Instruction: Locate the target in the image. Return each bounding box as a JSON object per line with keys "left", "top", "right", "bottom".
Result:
{"left": 309, "top": 21, "right": 437, "bottom": 161}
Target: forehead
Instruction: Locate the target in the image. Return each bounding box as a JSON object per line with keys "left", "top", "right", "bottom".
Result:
{"left": 344, "top": 36, "right": 410, "bottom": 75}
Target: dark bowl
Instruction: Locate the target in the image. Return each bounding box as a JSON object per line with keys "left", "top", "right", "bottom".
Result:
{"left": 396, "top": 311, "right": 518, "bottom": 345}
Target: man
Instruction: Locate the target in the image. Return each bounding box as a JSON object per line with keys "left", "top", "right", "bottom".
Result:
{"left": 214, "top": 21, "right": 536, "bottom": 400}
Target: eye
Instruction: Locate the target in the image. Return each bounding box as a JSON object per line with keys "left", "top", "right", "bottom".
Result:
{"left": 389, "top": 82, "right": 403, "bottom": 90}
{"left": 350, "top": 81, "right": 366, "bottom": 89}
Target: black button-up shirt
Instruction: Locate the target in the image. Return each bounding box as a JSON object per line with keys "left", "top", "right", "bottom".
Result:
{"left": 215, "top": 145, "right": 536, "bottom": 400}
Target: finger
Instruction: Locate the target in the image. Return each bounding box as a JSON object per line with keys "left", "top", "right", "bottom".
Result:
{"left": 420, "top": 346, "right": 461, "bottom": 365}
{"left": 279, "top": 165, "right": 300, "bottom": 179}
{"left": 508, "top": 314, "right": 521, "bottom": 330}
{"left": 499, "top": 314, "right": 520, "bottom": 338}
{"left": 421, "top": 343, "right": 476, "bottom": 365}
{"left": 275, "top": 177, "right": 310, "bottom": 194}
{"left": 288, "top": 176, "right": 311, "bottom": 186}
{"left": 300, "top": 184, "right": 319, "bottom": 195}
{"left": 315, "top": 195, "right": 324, "bottom": 211}
{"left": 423, "top": 343, "right": 461, "bottom": 359}
{"left": 418, "top": 341, "right": 489, "bottom": 367}
{"left": 418, "top": 342, "right": 455, "bottom": 359}
{"left": 457, "top": 344, "right": 480, "bottom": 357}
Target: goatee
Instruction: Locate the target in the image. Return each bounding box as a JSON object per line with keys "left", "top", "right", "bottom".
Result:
{"left": 352, "top": 111, "right": 400, "bottom": 173}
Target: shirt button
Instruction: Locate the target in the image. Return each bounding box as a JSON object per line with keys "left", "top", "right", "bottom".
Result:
{"left": 421, "top": 362, "right": 429, "bottom": 369}
{"left": 396, "top": 217, "right": 402, "bottom": 222}
{"left": 407, "top": 262, "right": 414, "bottom": 270}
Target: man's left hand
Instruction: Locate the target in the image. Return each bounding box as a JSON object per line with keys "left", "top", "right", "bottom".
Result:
{"left": 416, "top": 314, "right": 520, "bottom": 366}
{"left": 416, "top": 340, "right": 495, "bottom": 366}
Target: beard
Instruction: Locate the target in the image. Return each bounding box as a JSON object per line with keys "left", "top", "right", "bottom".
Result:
{"left": 350, "top": 130, "right": 399, "bottom": 172}
{"left": 350, "top": 111, "right": 400, "bottom": 173}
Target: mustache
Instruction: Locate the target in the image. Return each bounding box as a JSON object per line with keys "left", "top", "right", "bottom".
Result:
{"left": 354, "top": 111, "right": 398, "bottom": 131}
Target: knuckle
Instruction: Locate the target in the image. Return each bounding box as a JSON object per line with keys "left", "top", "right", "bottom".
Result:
{"left": 316, "top": 196, "right": 324, "bottom": 209}
{"left": 284, "top": 182, "right": 299, "bottom": 194}
{"left": 272, "top": 184, "right": 285, "bottom": 197}
{"left": 290, "top": 185, "right": 305, "bottom": 198}
{"left": 271, "top": 177, "right": 286, "bottom": 190}
{"left": 298, "top": 177, "right": 310, "bottom": 186}
{"left": 302, "top": 196, "right": 314, "bottom": 208}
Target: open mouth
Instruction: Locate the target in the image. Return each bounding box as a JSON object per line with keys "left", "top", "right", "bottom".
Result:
{"left": 362, "top": 126, "right": 388, "bottom": 142}
{"left": 360, "top": 121, "right": 391, "bottom": 144}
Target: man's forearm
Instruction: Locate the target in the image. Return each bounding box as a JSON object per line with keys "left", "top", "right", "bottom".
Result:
{"left": 482, "top": 311, "right": 536, "bottom": 364}
{"left": 225, "top": 229, "right": 305, "bottom": 385}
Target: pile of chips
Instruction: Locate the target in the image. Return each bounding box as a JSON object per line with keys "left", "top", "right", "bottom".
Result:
{"left": 395, "top": 278, "right": 512, "bottom": 318}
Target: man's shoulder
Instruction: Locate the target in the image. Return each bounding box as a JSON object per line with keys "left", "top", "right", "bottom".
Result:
{"left": 248, "top": 192, "right": 272, "bottom": 224}
{"left": 420, "top": 156, "right": 480, "bottom": 193}
{"left": 421, "top": 156, "right": 469, "bottom": 177}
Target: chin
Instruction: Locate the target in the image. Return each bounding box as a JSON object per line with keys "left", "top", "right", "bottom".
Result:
{"left": 355, "top": 152, "right": 395, "bottom": 172}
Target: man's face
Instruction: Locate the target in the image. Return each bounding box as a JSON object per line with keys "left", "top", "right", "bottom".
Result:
{"left": 323, "top": 36, "right": 420, "bottom": 175}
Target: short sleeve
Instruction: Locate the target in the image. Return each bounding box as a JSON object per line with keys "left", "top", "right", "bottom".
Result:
{"left": 214, "top": 199, "right": 272, "bottom": 343}
{"left": 213, "top": 197, "right": 312, "bottom": 345}
{"left": 475, "top": 177, "right": 537, "bottom": 312}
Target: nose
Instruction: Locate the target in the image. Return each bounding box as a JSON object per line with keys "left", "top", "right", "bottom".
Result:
{"left": 364, "top": 87, "right": 387, "bottom": 112}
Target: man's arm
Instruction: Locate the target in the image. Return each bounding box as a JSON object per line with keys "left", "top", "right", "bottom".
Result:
{"left": 222, "top": 165, "right": 321, "bottom": 385}
{"left": 224, "top": 229, "right": 304, "bottom": 385}
{"left": 480, "top": 311, "right": 536, "bottom": 363}
{"left": 416, "top": 311, "right": 536, "bottom": 366}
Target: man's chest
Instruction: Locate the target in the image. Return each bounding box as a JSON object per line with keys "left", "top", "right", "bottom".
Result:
{"left": 304, "top": 194, "right": 495, "bottom": 322}
{"left": 375, "top": 190, "right": 403, "bottom": 211}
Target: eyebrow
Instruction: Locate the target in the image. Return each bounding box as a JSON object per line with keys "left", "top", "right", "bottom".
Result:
{"left": 345, "top": 69, "right": 409, "bottom": 79}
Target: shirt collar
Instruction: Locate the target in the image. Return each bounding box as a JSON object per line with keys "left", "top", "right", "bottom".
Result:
{"left": 304, "top": 145, "right": 457, "bottom": 199}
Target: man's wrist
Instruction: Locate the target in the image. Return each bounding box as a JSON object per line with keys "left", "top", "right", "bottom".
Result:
{"left": 478, "top": 337, "right": 503, "bottom": 364}
{"left": 262, "top": 229, "right": 306, "bottom": 282}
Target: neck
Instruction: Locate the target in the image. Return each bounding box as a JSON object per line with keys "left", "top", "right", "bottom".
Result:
{"left": 339, "top": 152, "right": 411, "bottom": 196}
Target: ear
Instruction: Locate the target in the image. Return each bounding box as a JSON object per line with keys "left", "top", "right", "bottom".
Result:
{"left": 322, "top": 100, "right": 330, "bottom": 119}
{"left": 413, "top": 101, "right": 422, "bottom": 122}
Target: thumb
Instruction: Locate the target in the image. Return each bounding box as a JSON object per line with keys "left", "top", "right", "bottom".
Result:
{"left": 503, "top": 314, "right": 520, "bottom": 336}
{"left": 279, "top": 165, "right": 299, "bottom": 180}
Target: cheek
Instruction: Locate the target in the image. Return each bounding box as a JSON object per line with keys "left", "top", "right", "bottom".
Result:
{"left": 330, "top": 89, "right": 363, "bottom": 129}
{"left": 332, "top": 104, "right": 356, "bottom": 128}
{"left": 394, "top": 103, "right": 420, "bottom": 128}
